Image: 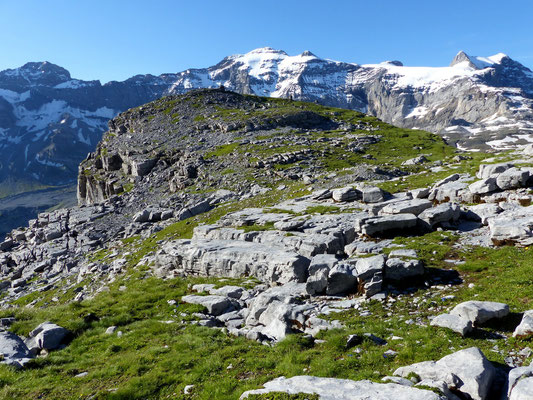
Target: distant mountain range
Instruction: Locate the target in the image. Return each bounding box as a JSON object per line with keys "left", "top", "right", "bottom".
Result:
{"left": 1, "top": 48, "right": 533, "bottom": 192}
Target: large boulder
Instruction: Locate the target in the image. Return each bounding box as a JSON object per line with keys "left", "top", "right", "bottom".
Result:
{"left": 332, "top": 187, "right": 359, "bottom": 202}
{"left": 355, "top": 255, "right": 385, "bottom": 296}
{"left": 359, "top": 185, "right": 384, "bottom": 203}
{"left": 488, "top": 212, "right": 533, "bottom": 246}
{"left": 418, "top": 203, "right": 461, "bottom": 229}
{"left": 240, "top": 375, "right": 443, "bottom": 400}
{"left": 394, "top": 347, "right": 496, "bottom": 400}
{"left": 477, "top": 162, "right": 514, "bottom": 179}
{"left": 495, "top": 167, "right": 529, "bottom": 190}
{"left": 385, "top": 257, "right": 424, "bottom": 281}
{"left": 450, "top": 301, "right": 509, "bottom": 325}
{"left": 469, "top": 178, "right": 497, "bottom": 195}
{"left": 25, "top": 322, "right": 69, "bottom": 352}
{"left": 326, "top": 262, "right": 358, "bottom": 295}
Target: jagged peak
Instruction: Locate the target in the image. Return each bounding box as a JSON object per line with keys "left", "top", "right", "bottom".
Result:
{"left": 450, "top": 51, "right": 510, "bottom": 69}
{"left": 300, "top": 50, "right": 318, "bottom": 58}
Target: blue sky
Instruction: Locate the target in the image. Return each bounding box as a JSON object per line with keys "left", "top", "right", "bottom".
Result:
{"left": 0, "top": 0, "right": 531, "bottom": 83}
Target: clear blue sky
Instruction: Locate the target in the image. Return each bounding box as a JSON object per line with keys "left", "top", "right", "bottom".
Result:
{"left": 0, "top": 0, "right": 531, "bottom": 83}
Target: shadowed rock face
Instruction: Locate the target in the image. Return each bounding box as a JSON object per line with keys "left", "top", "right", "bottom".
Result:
{"left": 1, "top": 49, "right": 532, "bottom": 195}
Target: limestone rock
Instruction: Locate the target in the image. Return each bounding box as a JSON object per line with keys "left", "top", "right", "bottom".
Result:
{"left": 306, "top": 254, "right": 337, "bottom": 295}
{"left": 240, "top": 375, "right": 443, "bottom": 399}
{"left": 360, "top": 214, "right": 418, "bottom": 237}
{"left": 469, "top": 178, "right": 497, "bottom": 195}
{"left": 380, "top": 199, "right": 432, "bottom": 216}
{"left": 394, "top": 347, "right": 496, "bottom": 400}
{"left": 418, "top": 203, "right": 460, "bottom": 229}
{"left": 385, "top": 257, "right": 424, "bottom": 281}
{"left": 332, "top": 187, "right": 359, "bottom": 202}
{"left": 359, "top": 185, "right": 384, "bottom": 203}
{"left": 450, "top": 301, "right": 509, "bottom": 325}
{"left": 477, "top": 162, "right": 514, "bottom": 179}
{"left": 326, "top": 262, "right": 358, "bottom": 295}
{"left": 25, "top": 322, "right": 69, "bottom": 352}
{"left": 508, "top": 365, "right": 533, "bottom": 400}
{"left": 355, "top": 255, "right": 385, "bottom": 296}
{"left": 155, "top": 239, "right": 309, "bottom": 284}
{"left": 181, "top": 295, "right": 233, "bottom": 316}
{"left": 430, "top": 313, "right": 473, "bottom": 336}
{"left": 513, "top": 310, "right": 533, "bottom": 338}
{"left": 495, "top": 167, "right": 529, "bottom": 190}
{"left": 0, "top": 331, "right": 34, "bottom": 368}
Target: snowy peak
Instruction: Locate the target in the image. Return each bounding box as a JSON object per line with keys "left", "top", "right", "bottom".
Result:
{"left": 450, "top": 50, "right": 510, "bottom": 70}
{"left": 300, "top": 50, "right": 318, "bottom": 58}
{"left": 246, "top": 47, "right": 288, "bottom": 56}
{"left": 0, "top": 61, "right": 71, "bottom": 89}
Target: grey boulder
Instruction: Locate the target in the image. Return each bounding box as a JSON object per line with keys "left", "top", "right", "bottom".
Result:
{"left": 332, "top": 187, "right": 359, "bottom": 202}
{"left": 181, "top": 295, "right": 233, "bottom": 316}
{"left": 418, "top": 203, "right": 460, "bottom": 229}
{"left": 0, "top": 331, "right": 34, "bottom": 368}
{"left": 306, "top": 254, "right": 337, "bottom": 295}
{"left": 385, "top": 257, "right": 424, "bottom": 281}
{"left": 450, "top": 301, "right": 509, "bottom": 325}
{"left": 326, "top": 262, "right": 358, "bottom": 295}
{"left": 394, "top": 347, "right": 496, "bottom": 400}
{"left": 508, "top": 366, "right": 533, "bottom": 400}
{"left": 495, "top": 167, "right": 529, "bottom": 190}
{"left": 25, "top": 322, "right": 69, "bottom": 352}
{"left": 430, "top": 313, "right": 473, "bottom": 336}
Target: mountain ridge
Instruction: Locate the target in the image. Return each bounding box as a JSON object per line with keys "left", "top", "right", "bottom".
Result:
{"left": 0, "top": 47, "right": 532, "bottom": 193}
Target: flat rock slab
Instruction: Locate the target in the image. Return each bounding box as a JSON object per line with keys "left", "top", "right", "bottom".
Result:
{"left": 155, "top": 239, "right": 309, "bottom": 284}
{"left": 380, "top": 199, "right": 432, "bottom": 216}
{"left": 181, "top": 295, "right": 232, "bottom": 316}
{"left": 240, "top": 375, "right": 443, "bottom": 399}
{"left": 488, "top": 210, "right": 533, "bottom": 246}
{"left": 450, "top": 300, "right": 509, "bottom": 325}
{"left": 360, "top": 214, "right": 418, "bottom": 237}
{"left": 430, "top": 313, "right": 473, "bottom": 336}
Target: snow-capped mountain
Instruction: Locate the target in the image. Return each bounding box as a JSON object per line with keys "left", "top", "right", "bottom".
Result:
{"left": 1, "top": 48, "right": 533, "bottom": 192}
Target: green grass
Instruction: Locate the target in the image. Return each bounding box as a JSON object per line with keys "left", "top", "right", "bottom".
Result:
{"left": 304, "top": 205, "right": 341, "bottom": 215}
{"left": 205, "top": 143, "right": 240, "bottom": 158}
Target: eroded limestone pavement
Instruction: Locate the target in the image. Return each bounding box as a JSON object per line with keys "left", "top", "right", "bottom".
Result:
{"left": 1, "top": 92, "right": 533, "bottom": 397}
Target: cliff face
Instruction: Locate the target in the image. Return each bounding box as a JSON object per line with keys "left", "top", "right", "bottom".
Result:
{"left": 1, "top": 49, "right": 532, "bottom": 194}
